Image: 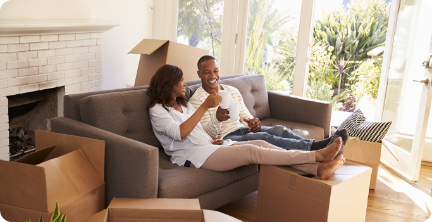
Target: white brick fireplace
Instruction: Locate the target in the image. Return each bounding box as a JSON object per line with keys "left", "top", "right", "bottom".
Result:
{"left": 0, "top": 20, "right": 117, "bottom": 161}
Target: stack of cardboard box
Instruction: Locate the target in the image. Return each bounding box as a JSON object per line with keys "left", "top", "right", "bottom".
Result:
{"left": 0, "top": 131, "right": 105, "bottom": 222}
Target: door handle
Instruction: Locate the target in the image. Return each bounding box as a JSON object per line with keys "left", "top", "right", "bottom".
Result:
{"left": 422, "top": 55, "right": 432, "bottom": 69}
{"left": 413, "top": 78, "right": 430, "bottom": 85}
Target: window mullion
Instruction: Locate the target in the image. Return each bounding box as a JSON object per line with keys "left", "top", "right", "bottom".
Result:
{"left": 291, "top": 0, "right": 316, "bottom": 97}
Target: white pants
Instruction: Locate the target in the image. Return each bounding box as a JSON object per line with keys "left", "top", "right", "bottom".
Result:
{"left": 200, "top": 140, "right": 319, "bottom": 175}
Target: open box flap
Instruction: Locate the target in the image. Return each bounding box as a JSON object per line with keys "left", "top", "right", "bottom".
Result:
{"left": 128, "top": 39, "right": 169, "bottom": 55}
{"left": 39, "top": 149, "right": 104, "bottom": 211}
{"left": 0, "top": 160, "right": 48, "bottom": 212}
{"left": 165, "top": 42, "right": 209, "bottom": 83}
{"left": 15, "top": 146, "right": 56, "bottom": 165}
{"left": 35, "top": 130, "right": 105, "bottom": 180}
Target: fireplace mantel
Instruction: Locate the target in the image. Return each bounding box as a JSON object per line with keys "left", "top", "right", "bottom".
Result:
{"left": 0, "top": 19, "right": 119, "bottom": 36}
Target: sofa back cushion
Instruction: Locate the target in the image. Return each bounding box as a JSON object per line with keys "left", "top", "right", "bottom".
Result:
{"left": 79, "top": 89, "right": 161, "bottom": 148}
{"left": 64, "top": 74, "right": 247, "bottom": 121}
{"left": 65, "top": 85, "right": 149, "bottom": 121}
{"left": 186, "top": 74, "right": 270, "bottom": 120}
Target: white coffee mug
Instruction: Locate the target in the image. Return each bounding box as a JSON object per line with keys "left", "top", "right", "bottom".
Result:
{"left": 228, "top": 102, "right": 240, "bottom": 120}
{"left": 219, "top": 90, "right": 231, "bottom": 109}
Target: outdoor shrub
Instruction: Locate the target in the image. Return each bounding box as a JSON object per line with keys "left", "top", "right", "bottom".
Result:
{"left": 308, "top": 41, "right": 338, "bottom": 86}
{"left": 313, "top": 0, "right": 389, "bottom": 96}
{"left": 306, "top": 79, "right": 333, "bottom": 102}
{"left": 349, "top": 58, "right": 382, "bottom": 100}
{"left": 333, "top": 91, "right": 357, "bottom": 112}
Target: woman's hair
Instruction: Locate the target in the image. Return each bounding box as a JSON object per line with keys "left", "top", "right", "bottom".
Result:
{"left": 147, "top": 64, "right": 188, "bottom": 110}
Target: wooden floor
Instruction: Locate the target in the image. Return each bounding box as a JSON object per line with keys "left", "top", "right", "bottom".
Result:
{"left": 216, "top": 163, "right": 432, "bottom": 222}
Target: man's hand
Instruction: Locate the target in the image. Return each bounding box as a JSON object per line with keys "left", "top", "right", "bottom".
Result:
{"left": 211, "top": 135, "right": 223, "bottom": 145}
{"left": 203, "top": 93, "right": 221, "bottom": 110}
{"left": 216, "top": 106, "right": 229, "bottom": 122}
{"left": 244, "top": 118, "right": 261, "bottom": 132}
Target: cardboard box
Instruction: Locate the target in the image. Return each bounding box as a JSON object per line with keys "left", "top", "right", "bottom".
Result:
{"left": 129, "top": 39, "right": 209, "bottom": 87}
{"left": 256, "top": 162, "right": 372, "bottom": 222}
{"left": 82, "top": 198, "right": 242, "bottom": 222}
{"left": 0, "top": 131, "right": 105, "bottom": 222}
{"left": 344, "top": 138, "right": 382, "bottom": 189}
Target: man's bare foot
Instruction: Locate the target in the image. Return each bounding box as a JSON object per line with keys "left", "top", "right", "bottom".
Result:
{"left": 315, "top": 137, "right": 342, "bottom": 162}
{"left": 317, "top": 155, "right": 346, "bottom": 180}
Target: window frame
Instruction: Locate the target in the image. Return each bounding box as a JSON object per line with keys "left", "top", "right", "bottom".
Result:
{"left": 160, "top": 0, "right": 316, "bottom": 96}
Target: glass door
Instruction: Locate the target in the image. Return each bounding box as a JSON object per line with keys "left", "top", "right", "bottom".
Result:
{"left": 376, "top": 0, "right": 432, "bottom": 181}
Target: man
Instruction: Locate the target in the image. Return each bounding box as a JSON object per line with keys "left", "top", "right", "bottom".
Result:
{"left": 188, "top": 55, "right": 347, "bottom": 152}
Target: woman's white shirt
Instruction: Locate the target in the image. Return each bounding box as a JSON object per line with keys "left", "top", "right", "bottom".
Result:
{"left": 149, "top": 102, "right": 234, "bottom": 168}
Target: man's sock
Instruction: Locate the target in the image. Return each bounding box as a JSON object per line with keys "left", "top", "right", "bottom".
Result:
{"left": 334, "top": 129, "right": 349, "bottom": 145}
{"left": 310, "top": 136, "right": 333, "bottom": 151}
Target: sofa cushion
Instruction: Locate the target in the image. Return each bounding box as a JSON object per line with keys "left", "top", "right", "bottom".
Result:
{"left": 185, "top": 83, "right": 202, "bottom": 100}
{"left": 218, "top": 74, "right": 270, "bottom": 120}
{"left": 157, "top": 150, "right": 259, "bottom": 198}
{"left": 260, "top": 118, "right": 324, "bottom": 141}
{"left": 78, "top": 89, "right": 161, "bottom": 148}
{"left": 65, "top": 85, "right": 149, "bottom": 121}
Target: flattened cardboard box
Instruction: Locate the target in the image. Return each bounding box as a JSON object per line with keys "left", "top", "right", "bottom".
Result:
{"left": 344, "top": 138, "right": 382, "bottom": 189}
{"left": 82, "top": 198, "right": 242, "bottom": 222}
{"left": 256, "top": 162, "right": 372, "bottom": 222}
{"left": 0, "top": 131, "right": 105, "bottom": 222}
{"left": 130, "top": 39, "right": 209, "bottom": 87}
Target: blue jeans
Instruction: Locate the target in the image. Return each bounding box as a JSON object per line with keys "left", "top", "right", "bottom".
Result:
{"left": 223, "top": 125, "right": 313, "bottom": 151}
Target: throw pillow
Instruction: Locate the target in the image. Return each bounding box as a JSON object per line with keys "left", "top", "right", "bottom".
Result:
{"left": 338, "top": 109, "right": 392, "bottom": 143}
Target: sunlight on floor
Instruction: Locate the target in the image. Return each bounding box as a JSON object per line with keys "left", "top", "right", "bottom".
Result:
{"left": 378, "top": 166, "right": 432, "bottom": 221}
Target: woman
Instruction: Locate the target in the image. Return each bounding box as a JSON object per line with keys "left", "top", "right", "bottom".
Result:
{"left": 148, "top": 64, "right": 345, "bottom": 180}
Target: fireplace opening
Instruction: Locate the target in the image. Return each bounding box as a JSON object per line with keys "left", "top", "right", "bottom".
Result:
{"left": 7, "top": 87, "right": 64, "bottom": 160}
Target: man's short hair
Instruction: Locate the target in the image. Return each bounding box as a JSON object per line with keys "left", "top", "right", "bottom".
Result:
{"left": 197, "top": 55, "right": 218, "bottom": 69}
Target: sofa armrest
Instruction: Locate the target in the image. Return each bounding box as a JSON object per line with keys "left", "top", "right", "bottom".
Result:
{"left": 268, "top": 91, "right": 332, "bottom": 138}
{"left": 50, "top": 117, "right": 159, "bottom": 207}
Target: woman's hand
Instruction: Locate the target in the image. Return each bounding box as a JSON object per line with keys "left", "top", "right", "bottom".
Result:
{"left": 203, "top": 93, "right": 221, "bottom": 110}
{"left": 211, "top": 135, "right": 223, "bottom": 145}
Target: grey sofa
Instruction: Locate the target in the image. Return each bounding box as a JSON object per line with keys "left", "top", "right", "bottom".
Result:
{"left": 50, "top": 74, "right": 332, "bottom": 209}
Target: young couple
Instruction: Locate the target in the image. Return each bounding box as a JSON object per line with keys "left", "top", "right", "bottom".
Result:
{"left": 148, "top": 56, "right": 348, "bottom": 180}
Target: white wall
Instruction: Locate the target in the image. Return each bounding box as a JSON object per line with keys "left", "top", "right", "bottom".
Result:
{"left": 0, "top": 0, "right": 154, "bottom": 90}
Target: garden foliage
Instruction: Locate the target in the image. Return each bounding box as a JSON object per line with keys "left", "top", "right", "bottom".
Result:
{"left": 313, "top": 0, "right": 388, "bottom": 96}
